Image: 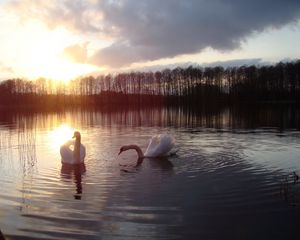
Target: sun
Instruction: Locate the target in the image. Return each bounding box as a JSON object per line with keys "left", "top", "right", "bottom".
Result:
{"left": 32, "top": 56, "right": 99, "bottom": 82}
{"left": 10, "top": 20, "right": 101, "bottom": 82}
{"left": 27, "top": 37, "right": 99, "bottom": 82}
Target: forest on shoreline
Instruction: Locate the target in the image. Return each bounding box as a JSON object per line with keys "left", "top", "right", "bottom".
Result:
{"left": 0, "top": 60, "right": 300, "bottom": 110}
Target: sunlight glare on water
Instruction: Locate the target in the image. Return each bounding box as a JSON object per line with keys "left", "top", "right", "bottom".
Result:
{"left": 48, "top": 124, "right": 77, "bottom": 151}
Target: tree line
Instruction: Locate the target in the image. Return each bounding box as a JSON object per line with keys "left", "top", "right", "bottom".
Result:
{"left": 0, "top": 60, "right": 300, "bottom": 109}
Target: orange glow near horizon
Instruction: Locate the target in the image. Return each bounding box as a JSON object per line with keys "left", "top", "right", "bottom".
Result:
{"left": 26, "top": 31, "right": 100, "bottom": 82}
{"left": 32, "top": 57, "right": 99, "bottom": 82}
{"left": 2, "top": 18, "right": 103, "bottom": 82}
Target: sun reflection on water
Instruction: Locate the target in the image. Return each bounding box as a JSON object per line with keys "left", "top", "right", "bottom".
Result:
{"left": 48, "top": 124, "right": 75, "bottom": 151}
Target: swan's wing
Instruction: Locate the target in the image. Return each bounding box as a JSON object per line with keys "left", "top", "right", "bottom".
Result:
{"left": 80, "top": 144, "right": 86, "bottom": 162}
{"left": 60, "top": 145, "right": 74, "bottom": 164}
{"left": 156, "top": 134, "right": 175, "bottom": 156}
{"left": 144, "top": 135, "right": 159, "bottom": 157}
{"left": 60, "top": 142, "right": 86, "bottom": 164}
{"left": 144, "top": 134, "right": 175, "bottom": 157}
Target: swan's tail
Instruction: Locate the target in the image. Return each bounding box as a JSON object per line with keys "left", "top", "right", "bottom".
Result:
{"left": 145, "top": 134, "right": 175, "bottom": 157}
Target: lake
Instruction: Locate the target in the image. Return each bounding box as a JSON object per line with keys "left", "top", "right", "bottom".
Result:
{"left": 1, "top": 105, "right": 300, "bottom": 239}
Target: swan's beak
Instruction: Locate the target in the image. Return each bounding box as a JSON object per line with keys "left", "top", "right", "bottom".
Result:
{"left": 118, "top": 148, "right": 124, "bottom": 155}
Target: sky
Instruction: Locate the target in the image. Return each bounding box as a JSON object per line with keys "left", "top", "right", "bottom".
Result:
{"left": 0, "top": 0, "right": 300, "bottom": 81}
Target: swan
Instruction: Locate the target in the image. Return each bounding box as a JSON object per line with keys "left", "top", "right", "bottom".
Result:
{"left": 118, "top": 134, "right": 175, "bottom": 158}
{"left": 60, "top": 131, "right": 86, "bottom": 164}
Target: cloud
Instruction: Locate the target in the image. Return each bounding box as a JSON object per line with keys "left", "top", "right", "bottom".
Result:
{"left": 7, "top": 0, "right": 103, "bottom": 32}
{"left": 0, "top": 62, "right": 15, "bottom": 80}
{"left": 7, "top": 0, "right": 300, "bottom": 67}
{"left": 60, "top": 43, "right": 88, "bottom": 63}
{"left": 127, "top": 58, "right": 267, "bottom": 73}
{"left": 202, "top": 58, "right": 266, "bottom": 68}
{"left": 0, "top": 62, "right": 14, "bottom": 73}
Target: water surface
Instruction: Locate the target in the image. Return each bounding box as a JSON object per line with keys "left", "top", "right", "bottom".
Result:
{"left": 1, "top": 106, "right": 300, "bottom": 239}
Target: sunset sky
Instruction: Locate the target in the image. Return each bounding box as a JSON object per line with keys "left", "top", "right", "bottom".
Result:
{"left": 0, "top": 0, "right": 300, "bottom": 81}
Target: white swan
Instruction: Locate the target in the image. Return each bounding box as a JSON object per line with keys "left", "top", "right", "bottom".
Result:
{"left": 118, "top": 134, "right": 175, "bottom": 158}
{"left": 60, "top": 131, "right": 86, "bottom": 164}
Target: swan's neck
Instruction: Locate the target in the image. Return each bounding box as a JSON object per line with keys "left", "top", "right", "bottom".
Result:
{"left": 73, "top": 138, "right": 81, "bottom": 162}
{"left": 125, "top": 145, "right": 144, "bottom": 158}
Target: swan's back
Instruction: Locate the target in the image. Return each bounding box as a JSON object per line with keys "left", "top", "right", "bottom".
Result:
{"left": 144, "top": 134, "right": 175, "bottom": 157}
{"left": 60, "top": 141, "right": 86, "bottom": 164}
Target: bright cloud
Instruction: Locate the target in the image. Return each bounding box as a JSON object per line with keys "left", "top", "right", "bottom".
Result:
{"left": 61, "top": 43, "right": 89, "bottom": 63}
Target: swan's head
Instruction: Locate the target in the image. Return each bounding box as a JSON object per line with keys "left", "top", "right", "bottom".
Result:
{"left": 118, "top": 145, "right": 144, "bottom": 158}
{"left": 72, "top": 131, "right": 81, "bottom": 140}
{"left": 118, "top": 145, "right": 133, "bottom": 155}
{"left": 118, "top": 146, "right": 126, "bottom": 155}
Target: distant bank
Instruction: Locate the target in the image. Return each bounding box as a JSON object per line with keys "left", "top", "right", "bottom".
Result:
{"left": 0, "top": 60, "right": 299, "bottom": 109}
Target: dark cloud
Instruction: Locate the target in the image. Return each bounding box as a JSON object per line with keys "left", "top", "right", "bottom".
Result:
{"left": 8, "top": 0, "right": 300, "bottom": 67}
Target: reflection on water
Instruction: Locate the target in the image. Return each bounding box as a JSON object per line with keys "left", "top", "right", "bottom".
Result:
{"left": 0, "top": 106, "right": 300, "bottom": 239}
{"left": 18, "top": 125, "right": 37, "bottom": 175}
{"left": 1, "top": 104, "right": 300, "bottom": 130}
{"left": 61, "top": 163, "right": 86, "bottom": 200}
{"left": 0, "top": 229, "right": 4, "bottom": 240}
{"left": 119, "top": 157, "right": 174, "bottom": 174}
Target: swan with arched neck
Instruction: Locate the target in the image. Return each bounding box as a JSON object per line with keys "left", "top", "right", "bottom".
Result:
{"left": 60, "top": 131, "right": 86, "bottom": 164}
{"left": 118, "top": 134, "right": 175, "bottom": 158}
